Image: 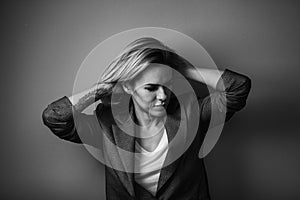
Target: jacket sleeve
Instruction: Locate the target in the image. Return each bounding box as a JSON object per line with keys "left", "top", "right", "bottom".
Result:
{"left": 42, "top": 96, "right": 104, "bottom": 147}
{"left": 199, "top": 68, "right": 251, "bottom": 128}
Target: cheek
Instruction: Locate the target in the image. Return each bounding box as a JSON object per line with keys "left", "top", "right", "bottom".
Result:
{"left": 135, "top": 91, "right": 156, "bottom": 104}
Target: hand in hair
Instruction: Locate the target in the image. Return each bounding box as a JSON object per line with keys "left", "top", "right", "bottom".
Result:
{"left": 68, "top": 82, "right": 115, "bottom": 112}
{"left": 99, "top": 82, "right": 124, "bottom": 105}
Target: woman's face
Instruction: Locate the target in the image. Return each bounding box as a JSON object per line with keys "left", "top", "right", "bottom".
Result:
{"left": 124, "top": 63, "right": 173, "bottom": 119}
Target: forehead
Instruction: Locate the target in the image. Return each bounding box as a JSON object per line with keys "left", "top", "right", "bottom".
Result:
{"left": 132, "top": 63, "right": 173, "bottom": 88}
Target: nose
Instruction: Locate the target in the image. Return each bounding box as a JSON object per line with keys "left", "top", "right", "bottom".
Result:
{"left": 156, "top": 86, "right": 167, "bottom": 101}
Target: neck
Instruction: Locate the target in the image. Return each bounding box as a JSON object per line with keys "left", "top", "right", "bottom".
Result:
{"left": 132, "top": 105, "right": 165, "bottom": 129}
{"left": 135, "top": 109, "right": 161, "bottom": 127}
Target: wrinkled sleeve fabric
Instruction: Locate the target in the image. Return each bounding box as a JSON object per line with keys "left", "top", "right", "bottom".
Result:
{"left": 199, "top": 68, "right": 251, "bottom": 128}
{"left": 42, "top": 96, "right": 103, "bottom": 147}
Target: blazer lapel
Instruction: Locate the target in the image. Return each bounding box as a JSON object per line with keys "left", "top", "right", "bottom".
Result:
{"left": 111, "top": 123, "right": 136, "bottom": 197}
{"left": 102, "top": 100, "right": 136, "bottom": 197}
{"left": 156, "top": 106, "right": 188, "bottom": 193}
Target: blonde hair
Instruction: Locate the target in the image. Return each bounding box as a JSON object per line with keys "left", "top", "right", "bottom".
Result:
{"left": 100, "top": 37, "right": 174, "bottom": 82}
{"left": 101, "top": 37, "right": 193, "bottom": 88}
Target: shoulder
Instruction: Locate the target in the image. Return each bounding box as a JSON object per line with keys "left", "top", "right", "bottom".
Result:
{"left": 167, "top": 92, "right": 200, "bottom": 120}
{"left": 95, "top": 103, "right": 116, "bottom": 126}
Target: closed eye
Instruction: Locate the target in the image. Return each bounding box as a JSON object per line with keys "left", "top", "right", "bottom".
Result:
{"left": 144, "top": 85, "right": 158, "bottom": 92}
{"left": 144, "top": 82, "right": 173, "bottom": 92}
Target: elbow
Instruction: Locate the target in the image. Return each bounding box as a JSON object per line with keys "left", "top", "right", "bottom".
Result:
{"left": 243, "top": 76, "right": 252, "bottom": 96}
{"left": 42, "top": 106, "right": 76, "bottom": 140}
{"left": 235, "top": 74, "right": 252, "bottom": 100}
{"left": 41, "top": 106, "right": 62, "bottom": 135}
{"left": 227, "top": 76, "right": 252, "bottom": 112}
{"left": 240, "top": 76, "right": 252, "bottom": 108}
{"left": 42, "top": 106, "right": 52, "bottom": 126}
{"left": 41, "top": 99, "right": 81, "bottom": 144}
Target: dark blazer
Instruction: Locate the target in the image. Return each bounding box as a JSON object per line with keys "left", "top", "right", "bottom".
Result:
{"left": 42, "top": 69, "right": 251, "bottom": 200}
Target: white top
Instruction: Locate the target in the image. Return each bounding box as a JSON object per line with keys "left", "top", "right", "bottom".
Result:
{"left": 134, "top": 128, "right": 169, "bottom": 196}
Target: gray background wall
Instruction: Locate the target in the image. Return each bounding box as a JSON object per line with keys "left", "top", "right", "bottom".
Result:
{"left": 2, "top": 0, "right": 300, "bottom": 199}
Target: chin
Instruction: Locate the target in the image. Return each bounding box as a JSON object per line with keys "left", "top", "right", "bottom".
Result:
{"left": 149, "top": 108, "right": 167, "bottom": 118}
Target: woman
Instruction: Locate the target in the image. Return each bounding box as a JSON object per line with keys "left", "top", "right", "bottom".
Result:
{"left": 42, "top": 37, "right": 251, "bottom": 200}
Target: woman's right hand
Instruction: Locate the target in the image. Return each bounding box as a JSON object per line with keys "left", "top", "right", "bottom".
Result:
{"left": 97, "top": 82, "right": 124, "bottom": 104}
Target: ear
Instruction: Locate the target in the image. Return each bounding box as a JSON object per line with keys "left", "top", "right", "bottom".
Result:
{"left": 122, "top": 81, "right": 133, "bottom": 95}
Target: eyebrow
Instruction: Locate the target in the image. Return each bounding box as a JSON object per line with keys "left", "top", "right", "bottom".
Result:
{"left": 134, "top": 80, "right": 173, "bottom": 91}
{"left": 144, "top": 80, "right": 173, "bottom": 87}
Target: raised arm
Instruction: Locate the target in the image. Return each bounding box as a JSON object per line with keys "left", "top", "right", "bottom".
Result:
{"left": 185, "top": 67, "right": 251, "bottom": 127}
{"left": 69, "top": 83, "right": 114, "bottom": 112}
{"left": 42, "top": 82, "right": 114, "bottom": 146}
{"left": 184, "top": 68, "right": 224, "bottom": 90}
